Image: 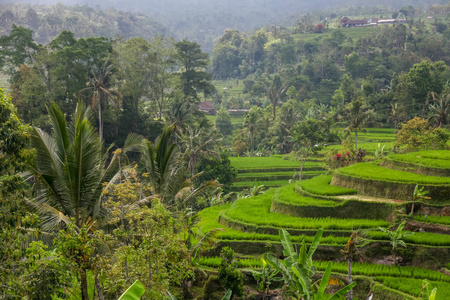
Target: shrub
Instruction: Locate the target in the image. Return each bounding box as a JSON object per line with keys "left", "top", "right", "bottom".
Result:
{"left": 218, "top": 247, "right": 244, "bottom": 298}
{"left": 396, "top": 117, "right": 449, "bottom": 152}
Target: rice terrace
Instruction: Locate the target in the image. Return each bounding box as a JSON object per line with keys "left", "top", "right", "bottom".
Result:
{"left": 1, "top": 0, "right": 450, "bottom": 299}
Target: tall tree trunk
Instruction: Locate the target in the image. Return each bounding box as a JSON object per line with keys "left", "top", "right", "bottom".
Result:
{"left": 347, "top": 257, "right": 353, "bottom": 300}
{"left": 354, "top": 130, "right": 358, "bottom": 152}
{"left": 300, "top": 158, "right": 305, "bottom": 181}
{"left": 95, "top": 273, "right": 105, "bottom": 300}
{"left": 394, "top": 119, "right": 398, "bottom": 132}
{"left": 410, "top": 198, "right": 415, "bottom": 215}
{"left": 80, "top": 269, "right": 89, "bottom": 300}
{"left": 98, "top": 99, "right": 103, "bottom": 140}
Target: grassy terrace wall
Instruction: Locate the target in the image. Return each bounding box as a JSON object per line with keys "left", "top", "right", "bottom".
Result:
{"left": 332, "top": 163, "right": 450, "bottom": 202}
{"left": 271, "top": 195, "right": 396, "bottom": 220}
{"left": 381, "top": 157, "right": 450, "bottom": 177}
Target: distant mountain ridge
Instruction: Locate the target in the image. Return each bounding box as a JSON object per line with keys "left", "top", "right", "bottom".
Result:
{"left": 2, "top": 0, "right": 447, "bottom": 50}
{"left": 0, "top": 3, "right": 171, "bottom": 44}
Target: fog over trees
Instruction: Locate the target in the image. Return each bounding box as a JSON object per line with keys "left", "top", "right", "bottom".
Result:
{"left": 6, "top": 0, "right": 448, "bottom": 51}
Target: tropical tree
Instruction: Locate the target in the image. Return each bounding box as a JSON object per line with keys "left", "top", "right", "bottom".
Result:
{"left": 410, "top": 184, "right": 431, "bottom": 215}
{"left": 339, "top": 99, "right": 376, "bottom": 152}
{"left": 261, "top": 75, "right": 288, "bottom": 121}
{"left": 24, "top": 102, "right": 140, "bottom": 299}
{"left": 179, "top": 119, "right": 222, "bottom": 176}
{"left": 243, "top": 106, "right": 264, "bottom": 155}
{"left": 79, "top": 60, "right": 122, "bottom": 140}
{"left": 141, "top": 125, "right": 181, "bottom": 203}
{"left": 142, "top": 125, "right": 217, "bottom": 207}
{"left": 387, "top": 102, "right": 406, "bottom": 132}
{"left": 173, "top": 39, "right": 215, "bottom": 102}
{"left": 379, "top": 221, "right": 413, "bottom": 266}
{"left": 428, "top": 84, "right": 450, "bottom": 128}
{"left": 341, "top": 232, "right": 367, "bottom": 300}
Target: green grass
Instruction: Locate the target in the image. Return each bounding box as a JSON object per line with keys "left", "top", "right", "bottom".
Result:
{"left": 292, "top": 27, "right": 380, "bottom": 44}
{"left": 387, "top": 151, "right": 450, "bottom": 169}
{"left": 413, "top": 215, "right": 450, "bottom": 226}
{"left": 199, "top": 258, "right": 450, "bottom": 285}
{"left": 416, "top": 150, "right": 450, "bottom": 160}
{"left": 274, "top": 184, "right": 338, "bottom": 207}
{"left": 196, "top": 203, "right": 349, "bottom": 245}
{"left": 315, "top": 262, "right": 450, "bottom": 283}
{"left": 230, "top": 156, "right": 321, "bottom": 170}
{"left": 206, "top": 114, "right": 245, "bottom": 126}
{"left": 232, "top": 180, "right": 290, "bottom": 188}
{"left": 298, "top": 175, "right": 357, "bottom": 196}
{"left": 336, "top": 162, "right": 450, "bottom": 185}
{"left": 222, "top": 188, "right": 389, "bottom": 230}
{"left": 213, "top": 79, "right": 245, "bottom": 98}
{"left": 237, "top": 170, "right": 321, "bottom": 178}
{"left": 367, "top": 231, "right": 450, "bottom": 247}
{"left": 375, "top": 277, "right": 450, "bottom": 299}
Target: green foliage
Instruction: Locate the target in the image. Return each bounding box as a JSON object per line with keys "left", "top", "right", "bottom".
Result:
{"left": 218, "top": 246, "right": 244, "bottom": 298}
{"left": 336, "top": 162, "right": 450, "bottom": 185}
{"left": 174, "top": 39, "right": 215, "bottom": 100}
{"left": 118, "top": 280, "right": 145, "bottom": 300}
{"left": 0, "top": 24, "right": 38, "bottom": 77}
{"left": 298, "top": 175, "right": 357, "bottom": 196}
{"left": 396, "top": 117, "right": 449, "bottom": 152}
{"left": 413, "top": 215, "right": 450, "bottom": 226}
{"left": 386, "top": 151, "right": 450, "bottom": 169}
{"left": 223, "top": 189, "right": 389, "bottom": 230}
{"left": 379, "top": 221, "right": 413, "bottom": 265}
{"left": 196, "top": 150, "right": 237, "bottom": 193}
{"left": 216, "top": 107, "right": 234, "bottom": 136}
{"left": 243, "top": 258, "right": 281, "bottom": 293}
{"left": 264, "top": 229, "right": 356, "bottom": 300}
{"left": 375, "top": 277, "right": 448, "bottom": 299}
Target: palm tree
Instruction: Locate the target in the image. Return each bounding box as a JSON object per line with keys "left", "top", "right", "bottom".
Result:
{"left": 142, "top": 125, "right": 218, "bottom": 207}
{"left": 262, "top": 75, "right": 288, "bottom": 121}
{"left": 428, "top": 85, "right": 450, "bottom": 128}
{"left": 141, "top": 125, "right": 181, "bottom": 203}
{"left": 340, "top": 99, "right": 375, "bottom": 152}
{"left": 24, "top": 102, "right": 140, "bottom": 300}
{"left": 179, "top": 120, "right": 222, "bottom": 176}
{"left": 243, "top": 106, "right": 264, "bottom": 155}
{"left": 387, "top": 102, "right": 404, "bottom": 132}
{"left": 79, "top": 60, "right": 122, "bottom": 140}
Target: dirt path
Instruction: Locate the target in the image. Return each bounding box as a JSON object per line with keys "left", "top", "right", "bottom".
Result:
{"left": 335, "top": 194, "right": 405, "bottom": 203}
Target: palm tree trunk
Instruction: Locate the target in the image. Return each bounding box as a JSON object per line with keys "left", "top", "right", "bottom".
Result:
{"left": 80, "top": 269, "right": 89, "bottom": 300}
{"left": 98, "top": 99, "right": 103, "bottom": 140}
{"left": 95, "top": 273, "right": 105, "bottom": 300}
{"left": 354, "top": 130, "right": 358, "bottom": 152}
{"left": 410, "top": 199, "right": 415, "bottom": 215}
{"left": 300, "top": 158, "right": 305, "bottom": 181}
{"left": 347, "top": 257, "right": 353, "bottom": 300}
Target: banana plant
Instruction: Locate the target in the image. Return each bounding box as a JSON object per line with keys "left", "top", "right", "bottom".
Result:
{"left": 243, "top": 258, "right": 282, "bottom": 297}
{"left": 118, "top": 280, "right": 145, "bottom": 300}
{"left": 264, "top": 228, "right": 355, "bottom": 300}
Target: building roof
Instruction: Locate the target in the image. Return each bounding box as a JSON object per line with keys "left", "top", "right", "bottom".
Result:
{"left": 198, "top": 101, "right": 214, "bottom": 110}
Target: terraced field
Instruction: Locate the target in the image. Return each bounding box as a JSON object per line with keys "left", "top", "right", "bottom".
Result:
{"left": 229, "top": 155, "right": 326, "bottom": 190}
{"left": 196, "top": 150, "right": 450, "bottom": 299}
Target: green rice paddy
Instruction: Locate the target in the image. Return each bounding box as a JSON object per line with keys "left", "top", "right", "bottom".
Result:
{"left": 336, "top": 162, "right": 450, "bottom": 185}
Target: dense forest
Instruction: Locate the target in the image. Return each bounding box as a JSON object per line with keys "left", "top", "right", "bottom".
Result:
{"left": 1, "top": 1, "right": 450, "bottom": 299}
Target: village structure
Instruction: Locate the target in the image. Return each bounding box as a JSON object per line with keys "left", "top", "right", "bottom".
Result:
{"left": 340, "top": 17, "right": 406, "bottom": 27}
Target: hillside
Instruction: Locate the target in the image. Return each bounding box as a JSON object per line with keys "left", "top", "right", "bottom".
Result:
{"left": 0, "top": 3, "right": 171, "bottom": 44}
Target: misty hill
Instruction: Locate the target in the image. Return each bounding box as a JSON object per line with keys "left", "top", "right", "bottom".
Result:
{"left": 0, "top": 3, "right": 171, "bottom": 44}
{"left": 8, "top": 0, "right": 448, "bottom": 51}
